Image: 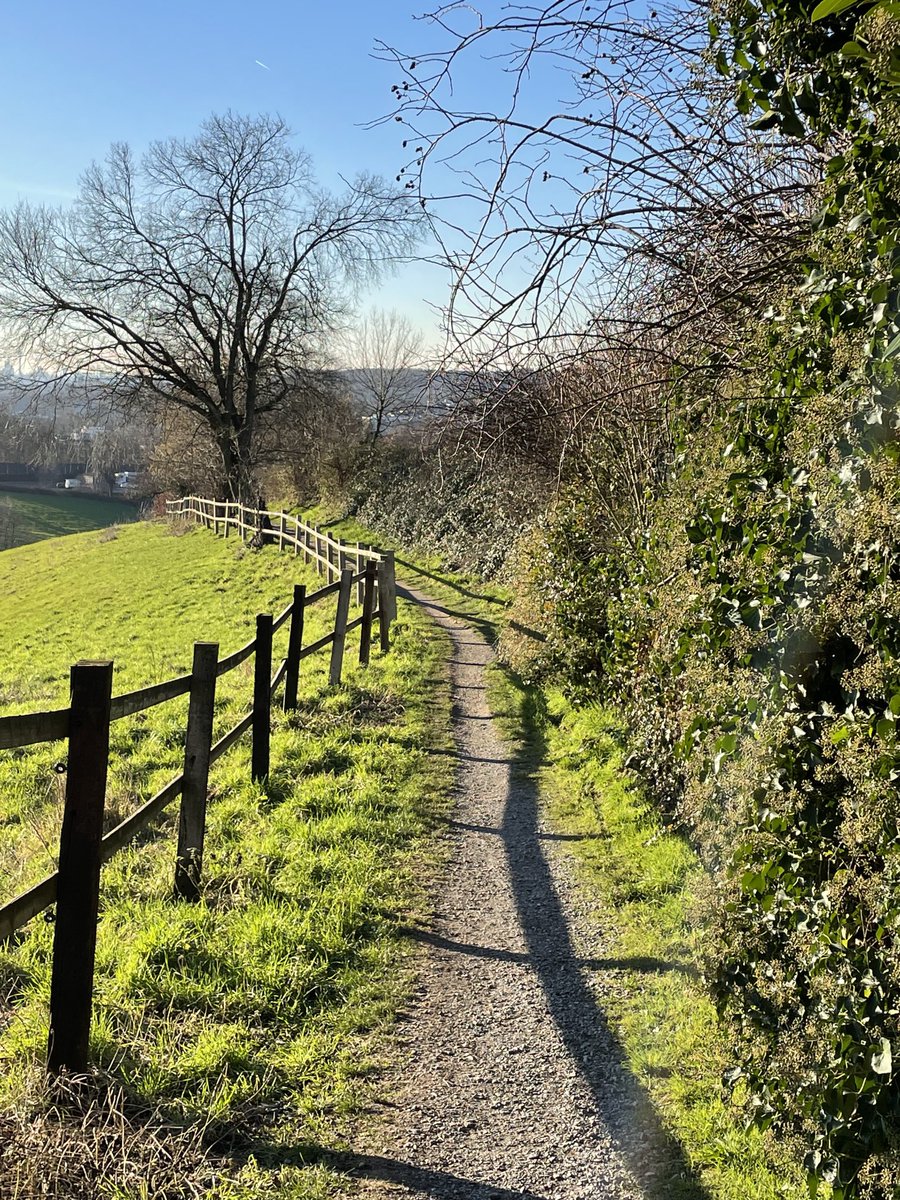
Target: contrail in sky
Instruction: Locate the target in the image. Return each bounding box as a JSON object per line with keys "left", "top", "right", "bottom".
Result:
{"left": 255, "top": 60, "right": 270, "bottom": 70}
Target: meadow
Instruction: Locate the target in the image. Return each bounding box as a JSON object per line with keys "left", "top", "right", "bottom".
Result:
{"left": 0, "top": 519, "right": 453, "bottom": 1199}
{"left": 0, "top": 488, "right": 137, "bottom": 548}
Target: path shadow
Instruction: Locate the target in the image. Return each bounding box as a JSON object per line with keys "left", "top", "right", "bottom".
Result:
{"left": 399, "top": 927, "right": 698, "bottom": 977}
{"left": 499, "top": 701, "right": 709, "bottom": 1197}
{"left": 421, "top": 591, "right": 712, "bottom": 1200}
{"left": 222, "top": 1141, "right": 549, "bottom": 1200}
{"left": 331, "top": 1150, "right": 548, "bottom": 1200}
{"left": 447, "top": 817, "right": 606, "bottom": 843}
{"left": 396, "top": 582, "right": 500, "bottom": 647}
{"left": 395, "top": 558, "right": 509, "bottom": 608}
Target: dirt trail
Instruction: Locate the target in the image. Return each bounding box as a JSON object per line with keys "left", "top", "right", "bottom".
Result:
{"left": 344, "top": 585, "right": 708, "bottom": 1200}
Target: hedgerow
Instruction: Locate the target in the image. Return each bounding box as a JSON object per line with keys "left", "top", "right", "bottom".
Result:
{"left": 499, "top": 2, "right": 900, "bottom": 1194}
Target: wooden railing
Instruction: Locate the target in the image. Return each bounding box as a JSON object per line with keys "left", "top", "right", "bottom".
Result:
{"left": 166, "top": 495, "right": 398, "bottom": 612}
{"left": 1, "top": 515, "right": 398, "bottom": 1075}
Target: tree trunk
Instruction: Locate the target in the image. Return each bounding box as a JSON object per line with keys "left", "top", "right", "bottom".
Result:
{"left": 217, "top": 426, "right": 256, "bottom": 503}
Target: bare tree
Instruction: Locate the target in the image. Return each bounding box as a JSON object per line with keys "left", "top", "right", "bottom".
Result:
{"left": 377, "top": 0, "right": 815, "bottom": 375}
{"left": 343, "top": 307, "right": 428, "bottom": 441}
{"left": 0, "top": 112, "right": 421, "bottom": 499}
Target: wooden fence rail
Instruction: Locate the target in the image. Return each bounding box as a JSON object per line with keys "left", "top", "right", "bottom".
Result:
{"left": 0, "top": 508, "right": 398, "bottom": 1073}
{"left": 166, "top": 496, "right": 397, "bottom": 625}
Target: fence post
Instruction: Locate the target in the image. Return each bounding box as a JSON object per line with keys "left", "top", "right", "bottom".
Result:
{"left": 252, "top": 614, "right": 273, "bottom": 781}
{"left": 359, "top": 563, "right": 377, "bottom": 666}
{"left": 174, "top": 642, "right": 219, "bottom": 901}
{"left": 385, "top": 550, "right": 398, "bottom": 622}
{"left": 315, "top": 529, "right": 324, "bottom": 576}
{"left": 355, "top": 543, "right": 365, "bottom": 605}
{"left": 329, "top": 569, "right": 353, "bottom": 686}
{"left": 377, "top": 554, "right": 395, "bottom": 653}
{"left": 47, "top": 660, "right": 113, "bottom": 1076}
{"left": 283, "top": 584, "right": 306, "bottom": 711}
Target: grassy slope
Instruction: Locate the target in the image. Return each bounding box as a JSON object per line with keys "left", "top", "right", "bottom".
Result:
{"left": 315, "top": 506, "right": 808, "bottom": 1200}
{"left": 0, "top": 488, "right": 137, "bottom": 547}
{"left": 0, "top": 520, "right": 453, "bottom": 1199}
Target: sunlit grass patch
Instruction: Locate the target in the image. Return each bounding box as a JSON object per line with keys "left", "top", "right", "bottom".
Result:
{"left": 0, "top": 519, "right": 453, "bottom": 1197}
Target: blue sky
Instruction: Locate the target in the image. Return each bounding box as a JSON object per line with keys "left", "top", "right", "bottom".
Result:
{"left": 0, "top": 0, "right": 459, "bottom": 345}
{"left": 0, "top": 1, "right": 655, "bottom": 357}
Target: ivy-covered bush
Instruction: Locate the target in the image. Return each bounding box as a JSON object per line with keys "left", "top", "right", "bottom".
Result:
{"left": 500, "top": 2, "right": 900, "bottom": 1192}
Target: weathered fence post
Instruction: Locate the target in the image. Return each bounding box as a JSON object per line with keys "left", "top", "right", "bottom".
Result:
{"left": 315, "top": 529, "right": 324, "bottom": 576}
{"left": 355, "top": 543, "right": 365, "bottom": 605}
{"left": 359, "top": 563, "right": 377, "bottom": 666}
{"left": 173, "top": 642, "right": 218, "bottom": 901}
{"left": 377, "top": 553, "right": 396, "bottom": 652}
{"left": 385, "top": 550, "right": 398, "bottom": 622}
{"left": 47, "top": 659, "right": 113, "bottom": 1076}
{"left": 252, "top": 614, "right": 273, "bottom": 781}
{"left": 283, "top": 584, "right": 306, "bottom": 712}
{"left": 329, "top": 569, "right": 353, "bottom": 686}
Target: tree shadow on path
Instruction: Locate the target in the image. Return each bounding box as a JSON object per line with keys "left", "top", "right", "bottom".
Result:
{"left": 326, "top": 1151, "right": 549, "bottom": 1200}
{"left": 426, "top": 590, "right": 712, "bottom": 1200}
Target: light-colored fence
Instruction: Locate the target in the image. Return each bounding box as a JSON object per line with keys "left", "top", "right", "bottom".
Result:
{"left": 166, "top": 495, "right": 397, "bottom": 614}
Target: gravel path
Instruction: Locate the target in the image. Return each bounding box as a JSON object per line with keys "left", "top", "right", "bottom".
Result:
{"left": 344, "top": 586, "right": 709, "bottom": 1200}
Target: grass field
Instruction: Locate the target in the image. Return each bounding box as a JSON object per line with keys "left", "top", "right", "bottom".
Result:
{"left": 0, "top": 519, "right": 453, "bottom": 1199}
{"left": 0, "top": 488, "right": 137, "bottom": 549}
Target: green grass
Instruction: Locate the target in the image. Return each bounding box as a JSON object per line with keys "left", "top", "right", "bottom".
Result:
{"left": 0, "top": 488, "right": 137, "bottom": 548}
{"left": 525, "top": 693, "right": 809, "bottom": 1199}
{"left": 0, "top": 519, "right": 454, "bottom": 1198}
{"left": 316, "top": 505, "right": 810, "bottom": 1200}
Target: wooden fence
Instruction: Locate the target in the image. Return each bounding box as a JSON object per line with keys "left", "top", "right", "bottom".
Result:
{"left": 0, "top": 504, "right": 397, "bottom": 1075}
{"left": 166, "top": 496, "right": 398, "bottom": 612}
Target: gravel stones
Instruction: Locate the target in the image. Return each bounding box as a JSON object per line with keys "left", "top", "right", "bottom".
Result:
{"left": 348, "top": 587, "right": 704, "bottom": 1200}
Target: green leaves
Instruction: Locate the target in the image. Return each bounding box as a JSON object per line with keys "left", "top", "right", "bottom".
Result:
{"left": 811, "top": 0, "right": 865, "bottom": 22}
{"left": 812, "top": 0, "right": 900, "bottom": 20}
